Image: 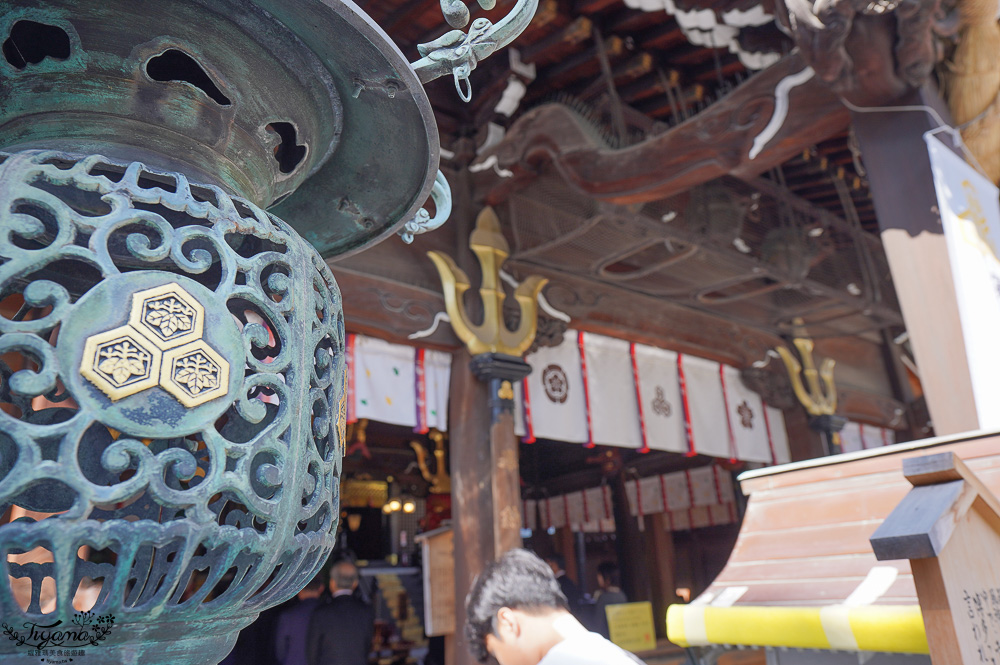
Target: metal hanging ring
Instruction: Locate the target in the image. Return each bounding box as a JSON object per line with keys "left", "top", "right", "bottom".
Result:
{"left": 454, "top": 66, "right": 473, "bottom": 102}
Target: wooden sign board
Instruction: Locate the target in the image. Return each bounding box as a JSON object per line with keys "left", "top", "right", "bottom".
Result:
{"left": 416, "top": 526, "right": 455, "bottom": 636}
{"left": 871, "top": 452, "right": 1000, "bottom": 664}
{"left": 606, "top": 601, "right": 656, "bottom": 653}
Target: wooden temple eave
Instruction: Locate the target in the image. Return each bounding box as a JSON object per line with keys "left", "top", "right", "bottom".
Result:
{"left": 484, "top": 51, "right": 850, "bottom": 205}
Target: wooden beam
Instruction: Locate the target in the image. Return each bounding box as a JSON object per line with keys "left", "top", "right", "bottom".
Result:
{"left": 521, "top": 15, "right": 593, "bottom": 65}
{"left": 659, "top": 42, "right": 716, "bottom": 67}
{"left": 526, "top": 450, "right": 712, "bottom": 497}
{"left": 618, "top": 70, "right": 676, "bottom": 104}
{"left": 688, "top": 55, "right": 746, "bottom": 84}
{"left": 790, "top": 183, "right": 838, "bottom": 197}
{"left": 635, "top": 83, "right": 704, "bottom": 117}
{"left": 602, "top": 7, "right": 659, "bottom": 34}
{"left": 531, "top": 0, "right": 560, "bottom": 30}
{"left": 534, "top": 35, "right": 626, "bottom": 90}
{"left": 634, "top": 20, "right": 687, "bottom": 51}
{"left": 852, "top": 85, "right": 979, "bottom": 435}
{"left": 571, "top": 52, "right": 657, "bottom": 100}
{"left": 574, "top": 0, "right": 624, "bottom": 14}
{"left": 381, "top": 0, "right": 438, "bottom": 39}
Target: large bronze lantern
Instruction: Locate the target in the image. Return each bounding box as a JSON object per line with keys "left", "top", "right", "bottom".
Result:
{"left": 0, "top": 1, "right": 535, "bottom": 662}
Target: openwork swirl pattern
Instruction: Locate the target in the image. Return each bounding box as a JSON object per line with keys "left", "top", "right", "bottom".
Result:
{"left": 0, "top": 150, "right": 345, "bottom": 662}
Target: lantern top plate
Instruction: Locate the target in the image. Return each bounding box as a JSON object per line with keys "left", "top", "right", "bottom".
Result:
{"left": 0, "top": 0, "right": 438, "bottom": 258}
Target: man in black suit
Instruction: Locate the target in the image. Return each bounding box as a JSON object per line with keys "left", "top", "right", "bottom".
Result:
{"left": 543, "top": 554, "right": 583, "bottom": 610}
{"left": 306, "top": 560, "right": 375, "bottom": 665}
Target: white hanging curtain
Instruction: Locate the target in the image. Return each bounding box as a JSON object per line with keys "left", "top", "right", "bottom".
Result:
{"left": 345, "top": 334, "right": 451, "bottom": 432}
{"left": 422, "top": 348, "right": 452, "bottom": 432}
{"left": 679, "top": 354, "right": 732, "bottom": 459}
{"left": 520, "top": 330, "right": 804, "bottom": 466}
{"left": 764, "top": 404, "right": 791, "bottom": 464}
{"left": 632, "top": 343, "right": 688, "bottom": 454}
{"left": 580, "top": 332, "right": 643, "bottom": 449}
{"left": 720, "top": 364, "right": 772, "bottom": 463}
{"left": 521, "top": 329, "right": 590, "bottom": 444}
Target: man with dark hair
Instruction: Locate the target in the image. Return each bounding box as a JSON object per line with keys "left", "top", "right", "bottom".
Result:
{"left": 465, "top": 549, "right": 643, "bottom": 665}
{"left": 275, "top": 573, "right": 325, "bottom": 665}
{"left": 593, "top": 561, "right": 628, "bottom": 639}
{"left": 306, "top": 560, "right": 375, "bottom": 665}
{"left": 542, "top": 553, "right": 583, "bottom": 611}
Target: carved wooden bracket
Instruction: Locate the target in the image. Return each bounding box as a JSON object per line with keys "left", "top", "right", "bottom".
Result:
{"left": 774, "top": 0, "right": 954, "bottom": 105}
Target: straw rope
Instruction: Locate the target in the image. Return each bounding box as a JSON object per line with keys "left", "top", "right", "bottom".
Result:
{"left": 944, "top": 0, "right": 1000, "bottom": 183}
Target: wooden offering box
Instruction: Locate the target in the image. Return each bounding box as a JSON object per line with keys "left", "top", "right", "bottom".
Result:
{"left": 871, "top": 451, "right": 1000, "bottom": 664}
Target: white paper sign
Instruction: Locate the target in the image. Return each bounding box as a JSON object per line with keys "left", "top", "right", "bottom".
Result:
{"left": 927, "top": 134, "right": 1000, "bottom": 429}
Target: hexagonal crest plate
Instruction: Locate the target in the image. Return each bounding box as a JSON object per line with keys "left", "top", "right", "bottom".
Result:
{"left": 130, "top": 283, "right": 205, "bottom": 349}
{"left": 160, "top": 340, "right": 231, "bottom": 407}
{"left": 80, "top": 326, "right": 162, "bottom": 401}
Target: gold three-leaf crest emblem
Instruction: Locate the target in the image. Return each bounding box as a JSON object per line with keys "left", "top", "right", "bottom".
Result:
{"left": 80, "top": 283, "right": 230, "bottom": 407}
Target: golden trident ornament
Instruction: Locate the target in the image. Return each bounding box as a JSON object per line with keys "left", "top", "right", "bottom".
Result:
{"left": 428, "top": 206, "right": 547, "bottom": 356}
{"left": 776, "top": 319, "right": 837, "bottom": 416}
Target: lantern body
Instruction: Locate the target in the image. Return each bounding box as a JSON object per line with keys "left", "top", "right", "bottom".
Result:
{"left": 0, "top": 150, "right": 346, "bottom": 664}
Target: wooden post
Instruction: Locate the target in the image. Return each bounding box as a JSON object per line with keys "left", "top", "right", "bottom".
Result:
{"left": 611, "top": 471, "right": 652, "bottom": 604}
{"left": 648, "top": 512, "right": 678, "bottom": 639}
{"left": 450, "top": 351, "right": 529, "bottom": 665}
{"left": 556, "top": 526, "right": 578, "bottom": 586}
{"left": 483, "top": 358, "right": 525, "bottom": 555}
{"left": 852, "top": 86, "right": 979, "bottom": 435}
{"left": 428, "top": 204, "right": 547, "bottom": 665}
{"left": 450, "top": 349, "right": 494, "bottom": 665}
{"left": 444, "top": 634, "right": 456, "bottom": 665}
{"left": 871, "top": 451, "right": 1000, "bottom": 663}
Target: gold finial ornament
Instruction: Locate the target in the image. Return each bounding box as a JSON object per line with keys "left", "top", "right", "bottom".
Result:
{"left": 428, "top": 206, "right": 548, "bottom": 356}
{"left": 410, "top": 429, "right": 451, "bottom": 494}
{"left": 776, "top": 319, "right": 837, "bottom": 416}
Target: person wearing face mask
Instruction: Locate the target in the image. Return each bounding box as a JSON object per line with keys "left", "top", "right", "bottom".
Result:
{"left": 465, "top": 549, "right": 645, "bottom": 665}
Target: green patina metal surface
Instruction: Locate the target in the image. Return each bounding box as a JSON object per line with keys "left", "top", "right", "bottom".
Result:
{"left": 0, "top": 150, "right": 345, "bottom": 664}
{"left": 0, "top": 0, "right": 440, "bottom": 258}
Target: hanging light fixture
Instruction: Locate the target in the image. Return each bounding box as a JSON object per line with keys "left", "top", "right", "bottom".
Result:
{"left": 383, "top": 497, "right": 417, "bottom": 514}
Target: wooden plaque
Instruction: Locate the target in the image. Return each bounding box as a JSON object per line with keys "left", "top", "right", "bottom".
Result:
{"left": 417, "top": 526, "right": 456, "bottom": 636}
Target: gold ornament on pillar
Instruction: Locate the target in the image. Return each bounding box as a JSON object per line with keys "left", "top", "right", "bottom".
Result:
{"left": 944, "top": 0, "right": 1000, "bottom": 184}
{"left": 410, "top": 428, "right": 452, "bottom": 494}
{"left": 776, "top": 319, "right": 837, "bottom": 416}
{"left": 427, "top": 206, "right": 548, "bottom": 356}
